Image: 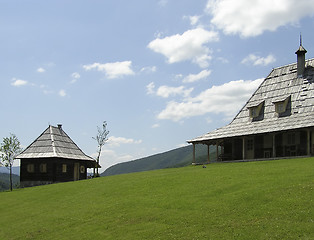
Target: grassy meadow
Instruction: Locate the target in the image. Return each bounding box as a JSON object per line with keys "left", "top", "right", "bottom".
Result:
{"left": 0, "top": 157, "right": 313, "bottom": 239}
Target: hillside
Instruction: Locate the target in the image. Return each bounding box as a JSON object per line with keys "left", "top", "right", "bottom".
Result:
{"left": 102, "top": 144, "right": 216, "bottom": 176}
{"left": 0, "top": 173, "right": 20, "bottom": 191}
{"left": 0, "top": 158, "right": 313, "bottom": 239}
{"left": 0, "top": 166, "right": 20, "bottom": 176}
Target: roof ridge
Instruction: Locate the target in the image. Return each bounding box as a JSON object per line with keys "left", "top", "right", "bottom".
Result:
{"left": 15, "top": 126, "right": 50, "bottom": 157}
{"left": 54, "top": 126, "right": 95, "bottom": 160}
{"left": 188, "top": 57, "right": 314, "bottom": 144}
{"left": 15, "top": 125, "right": 95, "bottom": 162}
{"left": 272, "top": 57, "right": 314, "bottom": 70}
{"left": 50, "top": 125, "right": 57, "bottom": 156}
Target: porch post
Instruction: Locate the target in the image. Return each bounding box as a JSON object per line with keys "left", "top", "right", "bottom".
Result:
{"left": 192, "top": 143, "right": 196, "bottom": 164}
{"left": 242, "top": 137, "right": 246, "bottom": 160}
{"left": 272, "top": 133, "right": 276, "bottom": 158}
{"left": 307, "top": 129, "right": 311, "bottom": 156}
{"left": 216, "top": 143, "right": 219, "bottom": 161}
{"left": 232, "top": 139, "right": 235, "bottom": 160}
{"left": 207, "top": 144, "right": 210, "bottom": 163}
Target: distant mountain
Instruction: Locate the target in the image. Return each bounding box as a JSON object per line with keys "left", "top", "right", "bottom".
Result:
{"left": 0, "top": 167, "right": 20, "bottom": 176}
{"left": 0, "top": 173, "right": 20, "bottom": 191}
{"left": 101, "top": 144, "right": 217, "bottom": 177}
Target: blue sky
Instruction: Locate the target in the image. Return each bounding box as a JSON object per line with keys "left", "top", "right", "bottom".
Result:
{"left": 1, "top": 0, "right": 314, "bottom": 170}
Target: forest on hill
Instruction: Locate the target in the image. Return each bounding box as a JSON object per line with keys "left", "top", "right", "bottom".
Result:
{"left": 102, "top": 144, "right": 217, "bottom": 176}
{"left": 0, "top": 173, "right": 20, "bottom": 191}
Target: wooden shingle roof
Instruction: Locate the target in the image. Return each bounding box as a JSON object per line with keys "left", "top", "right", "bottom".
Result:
{"left": 188, "top": 58, "right": 314, "bottom": 144}
{"left": 16, "top": 125, "right": 96, "bottom": 163}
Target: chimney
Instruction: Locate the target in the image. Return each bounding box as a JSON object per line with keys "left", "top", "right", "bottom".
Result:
{"left": 295, "top": 35, "right": 307, "bottom": 77}
{"left": 57, "top": 124, "right": 62, "bottom": 130}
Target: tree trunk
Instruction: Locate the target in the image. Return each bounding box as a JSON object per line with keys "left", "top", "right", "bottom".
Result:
{"left": 9, "top": 164, "right": 13, "bottom": 191}
{"left": 95, "top": 148, "right": 101, "bottom": 177}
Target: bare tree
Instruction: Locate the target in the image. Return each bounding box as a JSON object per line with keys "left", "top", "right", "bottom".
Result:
{"left": 0, "top": 134, "right": 22, "bottom": 191}
{"left": 93, "top": 121, "right": 109, "bottom": 177}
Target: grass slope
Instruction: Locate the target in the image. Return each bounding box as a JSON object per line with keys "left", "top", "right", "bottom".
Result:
{"left": 0, "top": 158, "right": 313, "bottom": 239}
{"left": 102, "top": 144, "right": 213, "bottom": 176}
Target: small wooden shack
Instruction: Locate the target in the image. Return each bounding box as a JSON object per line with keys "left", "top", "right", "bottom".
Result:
{"left": 16, "top": 124, "right": 99, "bottom": 187}
{"left": 188, "top": 42, "right": 314, "bottom": 163}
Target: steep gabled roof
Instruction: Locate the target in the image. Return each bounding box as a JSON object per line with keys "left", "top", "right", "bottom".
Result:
{"left": 189, "top": 58, "right": 314, "bottom": 144}
{"left": 16, "top": 125, "right": 96, "bottom": 163}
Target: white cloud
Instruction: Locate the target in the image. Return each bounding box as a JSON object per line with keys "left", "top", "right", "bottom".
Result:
{"left": 175, "top": 74, "right": 184, "bottom": 79}
{"left": 148, "top": 28, "right": 219, "bottom": 68}
{"left": 206, "top": 0, "right": 314, "bottom": 37}
{"left": 157, "top": 78, "right": 264, "bottom": 122}
{"left": 11, "top": 78, "right": 28, "bottom": 87}
{"left": 83, "top": 61, "right": 135, "bottom": 79}
{"left": 156, "top": 85, "right": 193, "bottom": 98}
{"left": 152, "top": 123, "right": 160, "bottom": 128}
{"left": 37, "top": 67, "right": 45, "bottom": 73}
{"left": 71, "top": 72, "right": 80, "bottom": 79}
{"left": 183, "top": 69, "right": 211, "bottom": 83}
{"left": 184, "top": 15, "right": 201, "bottom": 26}
{"left": 147, "top": 82, "right": 194, "bottom": 98}
{"left": 70, "top": 72, "right": 81, "bottom": 84}
{"left": 176, "top": 143, "right": 189, "bottom": 148}
{"left": 217, "top": 57, "right": 229, "bottom": 64}
{"left": 146, "top": 82, "right": 155, "bottom": 95}
{"left": 241, "top": 54, "right": 276, "bottom": 66}
{"left": 108, "top": 136, "right": 142, "bottom": 147}
{"left": 59, "top": 89, "right": 66, "bottom": 97}
{"left": 93, "top": 149, "right": 134, "bottom": 171}
{"left": 140, "top": 66, "right": 157, "bottom": 73}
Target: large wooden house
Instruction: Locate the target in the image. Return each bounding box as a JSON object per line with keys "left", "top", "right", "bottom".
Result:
{"left": 16, "top": 124, "right": 99, "bottom": 187}
{"left": 188, "top": 43, "right": 314, "bottom": 163}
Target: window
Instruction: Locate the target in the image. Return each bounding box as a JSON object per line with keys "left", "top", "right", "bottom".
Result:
{"left": 264, "top": 150, "right": 271, "bottom": 158}
{"left": 288, "top": 133, "right": 296, "bottom": 145}
{"left": 62, "top": 164, "right": 67, "bottom": 173}
{"left": 80, "top": 165, "right": 85, "bottom": 174}
{"left": 273, "top": 96, "right": 291, "bottom": 115}
{"left": 250, "top": 108, "right": 258, "bottom": 118}
{"left": 40, "top": 163, "right": 47, "bottom": 173}
{"left": 248, "top": 101, "right": 264, "bottom": 119}
{"left": 247, "top": 139, "right": 253, "bottom": 151}
{"left": 276, "top": 103, "right": 285, "bottom": 113}
{"left": 27, "top": 164, "right": 34, "bottom": 173}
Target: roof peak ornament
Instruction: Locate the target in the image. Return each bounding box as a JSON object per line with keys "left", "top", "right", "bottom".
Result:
{"left": 295, "top": 34, "right": 307, "bottom": 77}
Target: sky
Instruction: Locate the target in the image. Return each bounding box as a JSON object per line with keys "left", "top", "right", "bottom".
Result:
{"left": 1, "top": 0, "right": 314, "bottom": 171}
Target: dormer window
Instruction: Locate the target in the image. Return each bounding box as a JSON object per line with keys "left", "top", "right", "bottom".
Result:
{"left": 276, "top": 102, "right": 285, "bottom": 113}
{"left": 250, "top": 107, "right": 259, "bottom": 118}
{"left": 247, "top": 101, "right": 264, "bottom": 119}
{"left": 273, "top": 96, "right": 291, "bottom": 116}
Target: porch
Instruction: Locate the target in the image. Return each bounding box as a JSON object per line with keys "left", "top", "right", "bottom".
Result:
{"left": 191, "top": 128, "right": 313, "bottom": 164}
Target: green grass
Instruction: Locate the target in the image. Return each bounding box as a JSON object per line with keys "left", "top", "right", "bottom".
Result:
{"left": 0, "top": 158, "right": 313, "bottom": 239}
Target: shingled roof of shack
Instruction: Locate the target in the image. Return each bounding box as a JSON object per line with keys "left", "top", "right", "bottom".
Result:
{"left": 188, "top": 58, "right": 314, "bottom": 144}
{"left": 16, "top": 125, "right": 98, "bottom": 167}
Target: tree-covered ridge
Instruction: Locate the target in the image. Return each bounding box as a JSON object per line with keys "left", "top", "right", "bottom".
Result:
{"left": 102, "top": 144, "right": 216, "bottom": 176}
{"left": 0, "top": 173, "right": 19, "bottom": 191}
